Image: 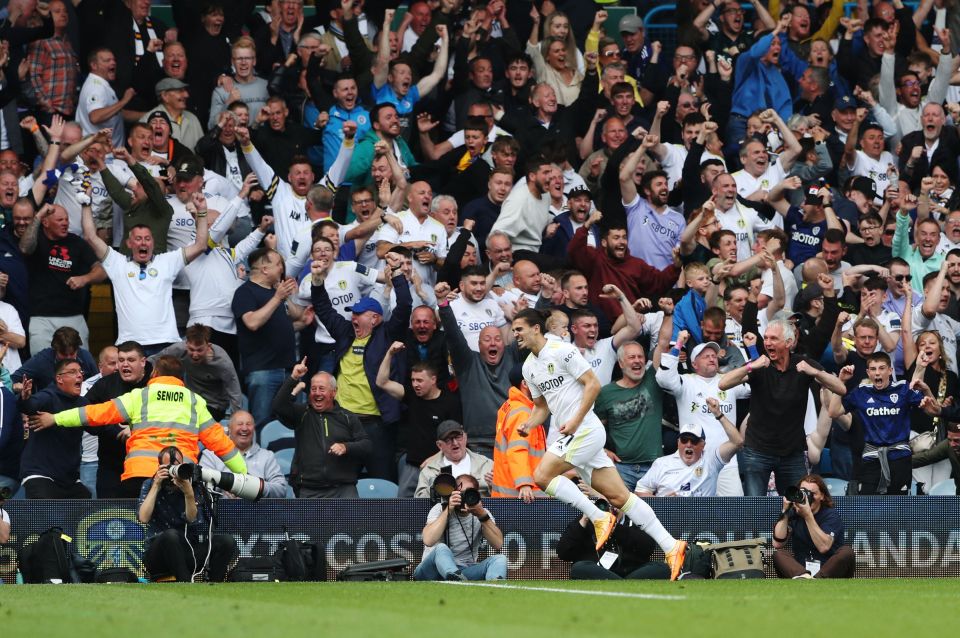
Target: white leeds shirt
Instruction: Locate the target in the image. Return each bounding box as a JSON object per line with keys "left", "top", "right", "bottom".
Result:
{"left": 655, "top": 351, "right": 751, "bottom": 464}
{"left": 580, "top": 336, "right": 617, "bottom": 386}
{"left": 449, "top": 296, "right": 506, "bottom": 352}
{"left": 524, "top": 340, "right": 603, "bottom": 432}
{"left": 637, "top": 448, "right": 725, "bottom": 496}
{"left": 102, "top": 248, "right": 186, "bottom": 345}
{"left": 297, "top": 261, "right": 378, "bottom": 344}
{"left": 377, "top": 210, "right": 448, "bottom": 287}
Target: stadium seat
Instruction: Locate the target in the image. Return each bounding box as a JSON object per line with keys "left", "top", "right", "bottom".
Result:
{"left": 928, "top": 480, "right": 956, "bottom": 495}
{"left": 285, "top": 484, "right": 295, "bottom": 499}
{"left": 823, "top": 477, "right": 847, "bottom": 497}
{"left": 274, "top": 449, "right": 294, "bottom": 477}
{"left": 259, "top": 420, "right": 291, "bottom": 450}
{"left": 357, "top": 478, "right": 399, "bottom": 498}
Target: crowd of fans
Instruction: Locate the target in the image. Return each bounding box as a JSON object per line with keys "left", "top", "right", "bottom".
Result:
{"left": 0, "top": 0, "right": 958, "bottom": 503}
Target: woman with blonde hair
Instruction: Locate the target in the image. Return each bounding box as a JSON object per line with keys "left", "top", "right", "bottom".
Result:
{"left": 904, "top": 328, "right": 958, "bottom": 491}
{"left": 530, "top": 11, "right": 585, "bottom": 75}
{"left": 527, "top": 7, "right": 583, "bottom": 106}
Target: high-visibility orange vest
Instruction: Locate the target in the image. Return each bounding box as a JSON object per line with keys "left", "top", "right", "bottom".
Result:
{"left": 55, "top": 375, "right": 245, "bottom": 480}
{"left": 491, "top": 387, "right": 546, "bottom": 498}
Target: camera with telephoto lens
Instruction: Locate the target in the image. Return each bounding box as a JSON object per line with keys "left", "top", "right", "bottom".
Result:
{"left": 432, "top": 469, "right": 481, "bottom": 509}
{"left": 167, "top": 463, "right": 265, "bottom": 501}
{"left": 785, "top": 485, "right": 815, "bottom": 505}
{"left": 0, "top": 486, "right": 11, "bottom": 500}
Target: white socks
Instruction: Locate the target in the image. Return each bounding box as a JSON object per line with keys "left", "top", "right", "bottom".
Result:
{"left": 546, "top": 476, "right": 605, "bottom": 523}
{"left": 622, "top": 493, "right": 677, "bottom": 553}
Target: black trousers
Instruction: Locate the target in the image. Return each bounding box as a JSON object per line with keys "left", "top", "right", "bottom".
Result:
{"left": 359, "top": 416, "right": 397, "bottom": 482}
{"left": 857, "top": 456, "right": 912, "bottom": 495}
{"left": 96, "top": 465, "right": 123, "bottom": 498}
{"left": 23, "top": 477, "right": 91, "bottom": 499}
{"left": 143, "top": 529, "right": 238, "bottom": 582}
{"left": 570, "top": 561, "right": 671, "bottom": 580}
{"left": 118, "top": 477, "right": 148, "bottom": 499}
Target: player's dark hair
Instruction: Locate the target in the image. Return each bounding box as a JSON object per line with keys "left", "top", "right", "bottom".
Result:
{"left": 514, "top": 308, "right": 550, "bottom": 332}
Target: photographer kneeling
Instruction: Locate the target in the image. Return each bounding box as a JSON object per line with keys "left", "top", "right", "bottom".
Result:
{"left": 772, "top": 474, "right": 855, "bottom": 579}
{"left": 414, "top": 474, "right": 508, "bottom": 581}
{"left": 138, "top": 447, "right": 239, "bottom": 582}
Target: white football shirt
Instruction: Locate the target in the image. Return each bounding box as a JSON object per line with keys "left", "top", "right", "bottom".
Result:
{"left": 524, "top": 340, "right": 602, "bottom": 432}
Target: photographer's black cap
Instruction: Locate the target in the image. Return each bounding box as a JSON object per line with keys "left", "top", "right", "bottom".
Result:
{"left": 436, "top": 420, "right": 464, "bottom": 440}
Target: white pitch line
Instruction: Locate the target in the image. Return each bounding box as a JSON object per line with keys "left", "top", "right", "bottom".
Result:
{"left": 440, "top": 581, "right": 686, "bottom": 600}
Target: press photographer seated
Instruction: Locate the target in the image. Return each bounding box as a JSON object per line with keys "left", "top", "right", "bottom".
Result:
{"left": 137, "top": 447, "right": 239, "bottom": 583}
{"left": 555, "top": 491, "right": 669, "bottom": 580}
{"left": 413, "top": 473, "right": 507, "bottom": 581}
{"left": 772, "top": 475, "right": 855, "bottom": 579}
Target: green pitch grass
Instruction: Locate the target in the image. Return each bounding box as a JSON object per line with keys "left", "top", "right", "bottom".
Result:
{"left": 2, "top": 579, "right": 958, "bottom": 638}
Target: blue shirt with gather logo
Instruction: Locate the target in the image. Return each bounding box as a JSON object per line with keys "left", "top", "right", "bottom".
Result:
{"left": 842, "top": 380, "right": 923, "bottom": 458}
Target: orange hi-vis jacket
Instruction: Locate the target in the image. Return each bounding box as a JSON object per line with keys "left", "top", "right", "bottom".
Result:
{"left": 54, "top": 376, "right": 246, "bottom": 480}
{"left": 491, "top": 387, "right": 546, "bottom": 498}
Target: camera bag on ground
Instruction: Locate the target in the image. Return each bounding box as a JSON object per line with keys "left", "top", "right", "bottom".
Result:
{"left": 337, "top": 558, "right": 411, "bottom": 581}
{"left": 272, "top": 531, "right": 327, "bottom": 581}
{"left": 96, "top": 567, "right": 139, "bottom": 583}
{"left": 18, "top": 527, "right": 94, "bottom": 583}
{"left": 233, "top": 557, "right": 284, "bottom": 582}
{"left": 706, "top": 538, "right": 767, "bottom": 579}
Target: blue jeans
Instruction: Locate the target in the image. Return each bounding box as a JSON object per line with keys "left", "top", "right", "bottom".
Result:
{"left": 246, "top": 368, "right": 286, "bottom": 429}
{"left": 413, "top": 543, "right": 508, "bottom": 581}
{"left": 80, "top": 460, "right": 98, "bottom": 499}
{"left": 740, "top": 447, "right": 808, "bottom": 496}
{"left": 615, "top": 462, "right": 653, "bottom": 492}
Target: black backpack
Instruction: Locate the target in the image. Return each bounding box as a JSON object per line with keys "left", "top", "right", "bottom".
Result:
{"left": 19, "top": 527, "right": 94, "bottom": 584}
{"left": 273, "top": 530, "right": 326, "bottom": 581}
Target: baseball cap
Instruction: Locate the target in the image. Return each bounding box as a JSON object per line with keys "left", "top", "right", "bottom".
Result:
{"left": 834, "top": 94, "right": 857, "bottom": 111}
{"left": 146, "top": 110, "right": 171, "bottom": 127}
{"left": 793, "top": 282, "right": 824, "bottom": 312}
{"left": 566, "top": 185, "right": 592, "bottom": 200}
{"left": 346, "top": 297, "right": 383, "bottom": 315}
{"left": 848, "top": 175, "right": 879, "bottom": 202}
{"left": 619, "top": 14, "right": 644, "bottom": 34}
{"left": 690, "top": 341, "right": 721, "bottom": 361}
{"left": 436, "top": 420, "right": 465, "bottom": 440}
{"left": 679, "top": 423, "right": 706, "bottom": 440}
{"left": 155, "top": 77, "right": 189, "bottom": 95}
{"left": 175, "top": 155, "right": 204, "bottom": 180}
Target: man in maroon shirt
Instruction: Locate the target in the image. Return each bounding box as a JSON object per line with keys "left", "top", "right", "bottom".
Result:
{"left": 568, "top": 210, "right": 680, "bottom": 321}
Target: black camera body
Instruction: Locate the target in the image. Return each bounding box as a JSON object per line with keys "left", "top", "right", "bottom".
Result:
{"left": 461, "top": 488, "right": 481, "bottom": 508}
{"left": 432, "top": 468, "right": 481, "bottom": 509}
{"left": 785, "top": 485, "right": 815, "bottom": 505}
